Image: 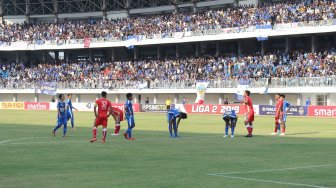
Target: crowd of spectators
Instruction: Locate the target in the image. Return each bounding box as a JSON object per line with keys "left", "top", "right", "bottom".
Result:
{"left": 1, "top": 49, "right": 335, "bottom": 89}
{"left": 0, "top": 0, "right": 335, "bottom": 43}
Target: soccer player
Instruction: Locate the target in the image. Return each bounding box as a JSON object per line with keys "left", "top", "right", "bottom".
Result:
{"left": 273, "top": 94, "right": 284, "bottom": 136}
{"left": 123, "top": 93, "right": 136, "bottom": 140}
{"left": 52, "top": 94, "right": 69, "bottom": 137}
{"left": 222, "top": 110, "right": 238, "bottom": 138}
{"left": 66, "top": 94, "right": 78, "bottom": 129}
{"left": 90, "top": 91, "right": 112, "bottom": 143}
{"left": 271, "top": 94, "right": 281, "bottom": 135}
{"left": 243, "top": 90, "right": 254, "bottom": 137}
{"left": 167, "top": 104, "right": 180, "bottom": 138}
{"left": 110, "top": 106, "right": 124, "bottom": 136}
{"left": 279, "top": 94, "right": 290, "bottom": 135}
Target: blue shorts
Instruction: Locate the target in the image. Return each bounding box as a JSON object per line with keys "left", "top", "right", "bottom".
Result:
{"left": 58, "top": 117, "right": 67, "bottom": 125}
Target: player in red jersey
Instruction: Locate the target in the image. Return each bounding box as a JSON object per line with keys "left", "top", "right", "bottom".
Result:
{"left": 110, "top": 107, "right": 124, "bottom": 136}
{"left": 243, "top": 90, "right": 254, "bottom": 137}
{"left": 271, "top": 94, "right": 281, "bottom": 135}
{"left": 272, "top": 93, "right": 284, "bottom": 136}
{"left": 90, "top": 91, "right": 112, "bottom": 143}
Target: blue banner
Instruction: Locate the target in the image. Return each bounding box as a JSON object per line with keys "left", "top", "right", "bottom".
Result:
{"left": 259, "top": 105, "right": 307, "bottom": 116}
{"left": 37, "top": 82, "right": 57, "bottom": 96}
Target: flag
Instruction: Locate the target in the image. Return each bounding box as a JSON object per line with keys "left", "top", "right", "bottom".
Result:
{"left": 195, "top": 82, "right": 209, "bottom": 104}
{"left": 255, "top": 25, "right": 272, "bottom": 41}
{"left": 35, "top": 82, "right": 57, "bottom": 96}
{"left": 84, "top": 38, "right": 91, "bottom": 48}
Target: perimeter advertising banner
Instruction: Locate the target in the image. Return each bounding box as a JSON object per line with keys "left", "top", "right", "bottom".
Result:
{"left": 259, "top": 105, "right": 307, "bottom": 116}
{"left": 24, "top": 102, "right": 50, "bottom": 110}
{"left": 140, "top": 104, "right": 168, "bottom": 112}
{"left": 307, "top": 106, "right": 336, "bottom": 117}
{"left": 0, "top": 102, "right": 24, "bottom": 110}
{"left": 183, "top": 104, "right": 246, "bottom": 114}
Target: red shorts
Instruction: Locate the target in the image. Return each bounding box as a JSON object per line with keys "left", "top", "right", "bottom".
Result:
{"left": 95, "top": 114, "right": 108, "bottom": 127}
{"left": 246, "top": 113, "right": 254, "bottom": 122}
{"left": 112, "top": 108, "right": 124, "bottom": 121}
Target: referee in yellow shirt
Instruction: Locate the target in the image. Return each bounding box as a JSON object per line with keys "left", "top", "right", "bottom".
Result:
{"left": 166, "top": 97, "right": 171, "bottom": 110}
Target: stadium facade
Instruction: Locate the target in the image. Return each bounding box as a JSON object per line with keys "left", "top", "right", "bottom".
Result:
{"left": 0, "top": 0, "right": 335, "bottom": 106}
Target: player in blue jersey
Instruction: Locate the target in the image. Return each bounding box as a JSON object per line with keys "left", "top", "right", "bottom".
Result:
{"left": 66, "top": 94, "right": 78, "bottom": 128}
{"left": 52, "top": 94, "right": 69, "bottom": 137}
{"left": 279, "top": 94, "right": 290, "bottom": 136}
{"left": 222, "top": 110, "right": 238, "bottom": 138}
{"left": 123, "top": 93, "right": 135, "bottom": 140}
{"left": 167, "top": 104, "right": 181, "bottom": 138}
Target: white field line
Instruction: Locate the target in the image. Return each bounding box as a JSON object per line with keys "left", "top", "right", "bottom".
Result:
{"left": 207, "top": 164, "right": 336, "bottom": 176}
{"left": 208, "top": 174, "right": 330, "bottom": 188}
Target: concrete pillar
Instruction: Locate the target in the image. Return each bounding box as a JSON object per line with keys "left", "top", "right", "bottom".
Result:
{"left": 173, "top": 0, "right": 179, "bottom": 13}
{"left": 297, "top": 94, "right": 302, "bottom": 105}
{"left": 76, "top": 95, "right": 80, "bottom": 103}
{"left": 218, "top": 94, "right": 224, "bottom": 104}
{"left": 102, "top": 0, "right": 107, "bottom": 19}
{"left": 176, "top": 44, "right": 180, "bottom": 58}
{"left": 133, "top": 47, "right": 139, "bottom": 60}
{"left": 53, "top": 0, "right": 59, "bottom": 22}
{"left": 327, "top": 93, "right": 331, "bottom": 106}
{"left": 261, "top": 41, "right": 265, "bottom": 56}
{"left": 216, "top": 41, "right": 220, "bottom": 56}
{"left": 13, "top": 94, "right": 17, "bottom": 102}
{"left": 238, "top": 40, "right": 242, "bottom": 55}
{"left": 192, "top": 0, "right": 197, "bottom": 12}
{"left": 88, "top": 49, "right": 92, "bottom": 60}
{"left": 34, "top": 94, "right": 38, "bottom": 102}
{"left": 15, "top": 51, "right": 20, "bottom": 63}
{"left": 115, "top": 94, "right": 120, "bottom": 103}
{"left": 65, "top": 50, "right": 69, "bottom": 63}
{"left": 42, "top": 51, "right": 46, "bottom": 62}
{"left": 55, "top": 51, "right": 59, "bottom": 60}
{"left": 174, "top": 94, "right": 179, "bottom": 104}
{"left": 285, "top": 37, "right": 291, "bottom": 53}
{"left": 195, "top": 43, "right": 200, "bottom": 57}
{"left": 269, "top": 95, "right": 273, "bottom": 105}
{"left": 134, "top": 94, "right": 137, "bottom": 104}
{"left": 111, "top": 48, "right": 115, "bottom": 61}
{"left": 25, "top": 0, "right": 30, "bottom": 23}
{"left": 311, "top": 35, "right": 316, "bottom": 53}
{"left": 157, "top": 46, "right": 162, "bottom": 59}
{"left": 153, "top": 94, "right": 158, "bottom": 104}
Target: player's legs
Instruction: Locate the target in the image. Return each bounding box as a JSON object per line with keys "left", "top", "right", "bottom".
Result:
{"left": 230, "top": 117, "right": 237, "bottom": 137}
{"left": 53, "top": 118, "right": 63, "bottom": 136}
{"left": 102, "top": 118, "right": 108, "bottom": 142}
{"left": 168, "top": 122, "right": 173, "bottom": 137}
{"left": 91, "top": 118, "right": 101, "bottom": 142}
{"left": 70, "top": 114, "right": 75, "bottom": 128}
{"left": 280, "top": 116, "right": 286, "bottom": 135}
{"left": 126, "top": 117, "right": 135, "bottom": 139}
{"left": 223, "top": 116, "right": 230, "bottom": 137}
{"left": 63, "top": 120, "right": 67, "bottom": 137}
{"left": 113, "top": 115, "right": 121, "bottom": 135}
{"left": 172, "top": 120, "right": 178, "bottom": 137}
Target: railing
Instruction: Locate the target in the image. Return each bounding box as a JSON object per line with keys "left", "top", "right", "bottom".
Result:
{"left": 1, "top": 77, "right": 336, "bottom": 90}
{"left": 0, "top": 19, "right": 335, "bottom": 48}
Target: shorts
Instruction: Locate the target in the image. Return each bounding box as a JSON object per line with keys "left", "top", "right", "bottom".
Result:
{"left": 57, "top": 117, "right": 67, "bottom": 125}
{"left": 126, "top": 116, "right": 135, "bottom": 128}
{"left": 245, "top": 113, "right": 254, "bottom": 122}
{"left": 112, "top": 109, "right": 124, "bottom": 121}
{"left": 276, "top": 113, "right": 284, "bottom": 124}
{"left": 95, "top": 114, "right": 108, "bottom": 127}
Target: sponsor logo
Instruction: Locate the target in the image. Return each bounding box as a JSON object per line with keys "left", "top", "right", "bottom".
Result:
{"left": 24, "top": 102, "right": 50, "bottom": 110}
{"left": 0, "top": 102, "right": 24, "bottom": 109}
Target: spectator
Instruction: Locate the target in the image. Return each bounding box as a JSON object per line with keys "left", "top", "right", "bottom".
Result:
{"left": 306, "top": 97, "right": 311, "bottom": 106}
{"left": 145, "top": 97, "right": 149, "bottom": 104}
{"left": 224, "top": 98, "right": 229, "bottom": 105}
{"left": 166, "top": 97, "right": 171, "bottom": 110}
{"left": 182, "top": 97, "right": 187, "bottom": 105}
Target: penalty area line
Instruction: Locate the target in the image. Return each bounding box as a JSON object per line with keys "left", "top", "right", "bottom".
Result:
{"left": 207, "top": 174, "right": 329, "bottom": 188}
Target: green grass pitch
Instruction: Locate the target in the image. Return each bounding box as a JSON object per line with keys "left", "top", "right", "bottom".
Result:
{"left": 0, "top": 110, "right": 336, "bottom": 188}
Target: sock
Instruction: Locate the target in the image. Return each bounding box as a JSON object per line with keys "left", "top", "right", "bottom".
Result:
{"left": 63, "top": 124, "right": 67, "bottom": 136}
{"left": 250, "top": 127, "right": 253, "bottom": 135}
{"left": 71, "top": 118, "right": 74, "bottom": 128}
{"left": 274, "top": 123, "right": 278, "bottom": 133}
{"left": 92, "top": 127, "right": 97, "bottom": 138}
{"left": 225, "top": 125, "right": 229, "bottom": 135}
{"left": 102, "top": 128, "right": 107, "bottom": 140}
{"left": 115, "top": 124, "right": 120, "bottom": 134}
{"left": 168, "top": 124, "right": 173, "bottom": 137}
{"left": 282, "top": 124, "right": 286, "bottom": 133}
{"left": 231, "top": 126, "right": 235, "bottom": 136}
{"left": 173, "top": 123, "right": 178, "bottom": 137}
{"left": 128, "top": 128, "right": 132, "bottom": 138}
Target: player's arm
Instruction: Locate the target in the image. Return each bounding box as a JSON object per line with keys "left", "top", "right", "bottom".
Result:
{"left": 285, "top": 103, "right": 291, "bottom": 114}
{"left": 94, "top": 102, "right": 98, "bottom": 118}
{"left": 177, "top": 117, "right": 182, "bottom": 127}
{"left": 71, "top": 103, "right": 78, "bottom": 111}
{"left": 57, "top": 106, "right": 61, "bottom": 117}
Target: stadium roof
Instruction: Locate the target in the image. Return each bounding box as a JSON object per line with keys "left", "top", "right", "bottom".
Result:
{"left": 0, "top": 0, "right": 223, "bottom": 16}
